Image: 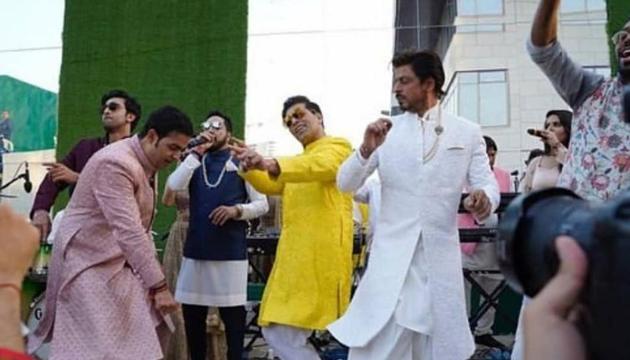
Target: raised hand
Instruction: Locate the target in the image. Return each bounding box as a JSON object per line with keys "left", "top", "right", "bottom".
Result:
{"left": 360, "top": 118, "right": 392, "bottom": 158}
{"left": 191, "top": 131, "right": 216, "bottom": 155}
{"left": 539, "top": 129, "right": 562, "bottom": 149}
{"left": 44, "top": 162, "right": 79, "bottom": 184}
{"left": 229, "top": 141, "right": 265, "bottom": 171}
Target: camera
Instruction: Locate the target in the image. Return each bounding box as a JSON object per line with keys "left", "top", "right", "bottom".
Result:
{"left": 497, "top": 187, "right": 630, "bottom": 359}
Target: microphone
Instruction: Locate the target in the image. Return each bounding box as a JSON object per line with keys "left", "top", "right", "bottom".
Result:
{"left": 526, "top": 128, "right": 544, "bottom": 138}
{"left": 23, "top": 162, "right": 32, "bottom": 193}
{"left": 186, "top": 137, "right": 208, "bottom": 149}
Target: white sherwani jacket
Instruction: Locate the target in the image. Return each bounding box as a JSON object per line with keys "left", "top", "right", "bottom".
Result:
{"left": 328, "top": 108, "right": 499, "bottom": 360}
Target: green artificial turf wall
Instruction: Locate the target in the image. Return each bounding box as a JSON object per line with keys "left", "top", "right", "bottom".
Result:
{"left": 57, "top": 0, "right": 248, "bottom": 245}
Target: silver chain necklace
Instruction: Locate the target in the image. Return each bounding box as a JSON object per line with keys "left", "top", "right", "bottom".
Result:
{"left": 201, "top": 154, "right": 232, "bottom": 188}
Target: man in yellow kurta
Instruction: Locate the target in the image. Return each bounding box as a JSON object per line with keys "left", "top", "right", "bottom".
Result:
{"left": 232, "top": 95, "right": 353, "bottom": 359}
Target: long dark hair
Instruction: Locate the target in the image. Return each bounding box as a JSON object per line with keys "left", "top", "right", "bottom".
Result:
{"left": 543, "top": 110, "right": 572, "bottom": 155}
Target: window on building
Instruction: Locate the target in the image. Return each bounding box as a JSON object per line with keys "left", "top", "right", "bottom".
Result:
{"left": 443, "top": 70, "right": 509, "bottom": 127}
{"left": 457, "top": 24, "right": 504, "bottom": 33}
{"left": 457, "top": 0, "right": 503, "bottom": 16}
{"left": 560, "top": 0, "right": 605, "bottom": 13}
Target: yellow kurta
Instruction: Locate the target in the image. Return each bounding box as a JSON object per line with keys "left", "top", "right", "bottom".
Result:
{"left": 241, "top": 136, "right": 353, "bottom": 330}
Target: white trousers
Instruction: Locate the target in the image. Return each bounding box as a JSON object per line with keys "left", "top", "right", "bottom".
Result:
{"left": 261, "top": 324, "right": 320, "bottom": 360}
{"left": 348, "top": 315, "right": 432, "bottom": 360}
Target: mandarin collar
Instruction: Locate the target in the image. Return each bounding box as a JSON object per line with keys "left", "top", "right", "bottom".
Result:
{"left": 130, "top": 135, "right": 157, "bottom": 176}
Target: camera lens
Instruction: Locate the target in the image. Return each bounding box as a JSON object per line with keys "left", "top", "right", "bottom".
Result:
{"left": 497, "top": 188, "right": 595, "bottom": 297}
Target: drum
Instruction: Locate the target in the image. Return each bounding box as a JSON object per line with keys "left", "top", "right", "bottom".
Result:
{"left": 27, "top": 292, "right": 50, "bottom": 360}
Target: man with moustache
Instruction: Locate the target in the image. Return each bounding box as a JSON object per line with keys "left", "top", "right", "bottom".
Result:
{"left": 327, "top": 50, "right": 499, "bottom": 360}
{"left": 28, "top": 106, "right": 193, "bottom": 359}
{"left": 30, "top": 90, "right": 141, "bottom": 238}
{"left": 231, "top": 96, "right": 353, "bottom": 359}
{"left": 528, "top": 0, "right": 630, "bottom": 201}
{"left": 166, "top": 111, "right": 268, "bottom": 360}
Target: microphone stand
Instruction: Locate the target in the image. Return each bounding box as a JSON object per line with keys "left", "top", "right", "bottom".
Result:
{"left": 510, "top": 171, "right": 520, "bottom": 193}
{"left": 0, "top": 171, "right": 29, "bottom": 194}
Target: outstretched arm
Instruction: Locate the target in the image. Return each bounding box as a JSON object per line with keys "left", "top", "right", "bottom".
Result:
{"left": 531, "top": 0, "right": 561, "bottom": 47}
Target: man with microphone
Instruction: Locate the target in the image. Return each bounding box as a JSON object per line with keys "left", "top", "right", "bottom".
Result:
{"left": 30, "top": 90, "right": 141, "bottom": 237}
{"left": 166, "top": 111, "right": 268, "bottom": 360}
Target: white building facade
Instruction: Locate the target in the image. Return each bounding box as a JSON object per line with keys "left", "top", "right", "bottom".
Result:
{"left": 441, "top": 0, "right": 610, "bottom": 174}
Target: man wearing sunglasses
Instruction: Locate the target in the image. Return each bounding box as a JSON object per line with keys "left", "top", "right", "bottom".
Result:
{"left": 527, "top": 1, "right": 630, "bottom": 202}
{"left": 166, "top": 111, "right": 268, "bottom": 360}
{"left": 231, "top": 95, "right": 353, "bottom": 359}
{"left": 30, "top": 89, "right": 141, "bottom": 238}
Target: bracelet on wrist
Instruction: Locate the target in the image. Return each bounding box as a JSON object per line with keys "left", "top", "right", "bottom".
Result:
{"left": 150, "top": 281, "right": 168, "bottom": 295}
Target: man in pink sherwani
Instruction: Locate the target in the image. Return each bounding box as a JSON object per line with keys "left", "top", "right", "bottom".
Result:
{"left": 28, "top": 106, "right": 194, "bottom": 359}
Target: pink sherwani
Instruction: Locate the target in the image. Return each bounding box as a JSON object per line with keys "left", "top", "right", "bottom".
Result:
{"left": 28, "top": 136, "right": 166, "bottom": 359}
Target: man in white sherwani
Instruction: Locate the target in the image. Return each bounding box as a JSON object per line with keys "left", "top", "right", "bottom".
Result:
{"left": 328, "top": 50, "right": 500, "bottom": 360}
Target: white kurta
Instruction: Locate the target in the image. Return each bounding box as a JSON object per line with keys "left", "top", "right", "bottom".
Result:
{"left": 353, "top": 177, "right": 381, "bottom": 244}
{"left": 328, "top": 106, "right": 499, "bottom": 360}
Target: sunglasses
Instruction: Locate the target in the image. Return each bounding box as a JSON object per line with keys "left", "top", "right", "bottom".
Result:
{"left": 283, "top": 108, "right": 307, "bottom": 128}
{"left": 100, "top": 102, "right": 123, "bottom": 113}
{"left": 201, "top": 119, "right": 223, "bottom": 131}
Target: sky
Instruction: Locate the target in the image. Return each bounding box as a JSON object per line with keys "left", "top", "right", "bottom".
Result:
{"left": 0, "top": 0, "right": 64, "bottom": 92}
{"left": 0, "top": 0, "right": 395, "bottom": 154}
{"left": 246, "top": 0, "right": 395, "bottom": 154}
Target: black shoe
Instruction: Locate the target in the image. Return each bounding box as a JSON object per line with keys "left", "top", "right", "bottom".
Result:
{"left": 475, "top": 334, "right": 507, "bottom": 350}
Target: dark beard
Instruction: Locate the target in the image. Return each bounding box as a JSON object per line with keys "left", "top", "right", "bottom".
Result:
{"left": 208, "top": 138, "right": 228, "bottom": 152}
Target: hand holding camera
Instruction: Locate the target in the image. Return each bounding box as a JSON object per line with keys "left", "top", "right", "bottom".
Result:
{"left": 524, "top": 235, "right": 587, "bottom": 360}
{"left": 498, "top": 188, "right": 630, "bottom": 359}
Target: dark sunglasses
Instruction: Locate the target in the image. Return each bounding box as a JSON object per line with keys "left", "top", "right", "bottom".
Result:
{"left": 201, "top": 119, "right": 223, "bottom": 131}
{"left": 100, "top": 102, "right": 123, "bottom": 113}
{"left": 284, "top": 108, "right": 307, "bottom": 128}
